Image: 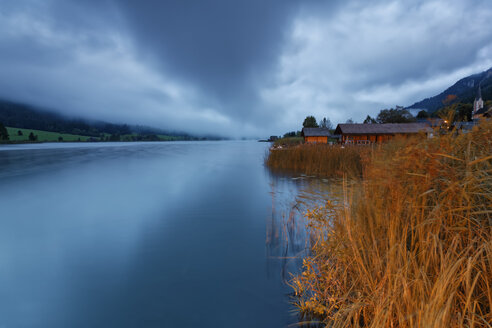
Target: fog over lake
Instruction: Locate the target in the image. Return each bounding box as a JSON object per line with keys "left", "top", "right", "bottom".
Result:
{"left": 0, "top": 141, "right": 336, "bottom": 327}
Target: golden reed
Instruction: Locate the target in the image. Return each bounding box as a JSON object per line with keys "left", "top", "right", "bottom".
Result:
{"left": 288, "top": 121, "right": 492, "bottom": 327}
{"left": 266, "top": 143, "right": 372, "bottom": 178}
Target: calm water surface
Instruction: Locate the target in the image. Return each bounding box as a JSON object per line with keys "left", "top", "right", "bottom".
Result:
{"left": 0, "top": 141, "right": 336, "bottom": 328}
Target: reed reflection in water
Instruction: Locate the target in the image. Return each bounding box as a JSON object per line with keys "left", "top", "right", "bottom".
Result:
{"left": 265, "top": 171, "right": 343, "bottom": 283}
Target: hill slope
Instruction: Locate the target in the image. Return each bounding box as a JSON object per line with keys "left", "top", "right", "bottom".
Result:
{"left": 407, "top": 67, "right": 492, "bottom": 113}
{"left": 0, "top": 99, "right": 194, "bottom": 139}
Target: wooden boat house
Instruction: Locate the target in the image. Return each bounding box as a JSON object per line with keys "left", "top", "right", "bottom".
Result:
{"left": 302, "top": 128, "right": 333, "bottom": 143}
{"left": 334, "top": 123, "right": 432, "bottom": 144}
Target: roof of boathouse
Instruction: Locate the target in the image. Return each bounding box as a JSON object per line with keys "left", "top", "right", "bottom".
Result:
{"left": 334, "top": 123, "right": 432, "bottom": 135}
{"left": 301, "top": 128, "right": 333, "bottom": 137}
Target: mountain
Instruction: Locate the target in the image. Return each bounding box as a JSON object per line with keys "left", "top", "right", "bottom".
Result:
{"left": 0, "top": 98, "right": 196, "bottom": 140}
{"left": 407, "top": 67, "right": 492, "bottom": 113}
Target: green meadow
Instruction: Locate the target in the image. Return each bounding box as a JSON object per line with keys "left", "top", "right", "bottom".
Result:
{"left": 5, "top": 127, "right": 186, "bottom": 143}
{"left": 6, "top": 127, "right": 97, "bottom": 142}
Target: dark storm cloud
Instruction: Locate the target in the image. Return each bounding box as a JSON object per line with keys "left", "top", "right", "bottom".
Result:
{"left": 0, "top": 0, "right": 491, "bottom": 136}
{"left": 0, "top": 0, "right": 328, "bottom": 135}
{"left": 113, "top": 0, "right": 332, "bottom": 124}
{"left": 118, "top": 1, "right": 297, "bottom": 94}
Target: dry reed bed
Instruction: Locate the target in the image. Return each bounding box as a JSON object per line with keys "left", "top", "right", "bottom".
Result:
{"left": 291, "top": 121, "right": 492, "bottom": 327}
{"left": 266, "top": 144, "right": 372, "bottom": 178}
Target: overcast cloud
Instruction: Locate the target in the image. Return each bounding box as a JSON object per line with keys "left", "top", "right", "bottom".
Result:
{"left": 0, "top": 0, "right": 491, "bottom": 137}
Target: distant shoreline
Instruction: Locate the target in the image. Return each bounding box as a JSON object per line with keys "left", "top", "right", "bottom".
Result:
{"left": 1, "top": 126, "right": 220, "bottom": 144}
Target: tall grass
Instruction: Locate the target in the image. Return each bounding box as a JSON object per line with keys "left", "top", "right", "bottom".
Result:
{"left": 266, "top": 144, "right": 372, "bottom": 178}
{"left": 291, "top": 120, "right": 492, "bottom": 327}
{"left": 273, "top": 137, "right": 304, "bottom": 147}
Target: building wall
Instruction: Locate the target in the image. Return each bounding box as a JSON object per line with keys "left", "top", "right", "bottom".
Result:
{"left": 376, "top": 135, "right": 393, "bottom": 142}
{"left": 474, "top": 98, "right": 484, "bottom": 114}
{"left": 343, "top": 134, "right": 393, "bottom": 143}
{"left": 473, "top": 111, "right": 490, "bottom": 120}
{"left": 305, "top": 136, "right": 328, "bottom": 143}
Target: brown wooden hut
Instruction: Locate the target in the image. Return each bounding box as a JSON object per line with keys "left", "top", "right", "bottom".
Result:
{"left": 334, "top": 123, "right": 432, "bottom": 144}
{"left": 301, "top": 128, "right": 333, "bottom": 143}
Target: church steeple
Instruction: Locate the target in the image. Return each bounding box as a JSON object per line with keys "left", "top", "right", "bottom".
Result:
{"left": 473, "top": 82, "right": 484, "bottom": 117}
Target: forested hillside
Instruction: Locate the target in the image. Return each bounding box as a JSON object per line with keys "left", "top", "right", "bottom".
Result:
{"left": 0, "top": 99, "right": 192, "bottom": 139}
{"left": 407, "top": 67, "right": 492, "bottom": 112}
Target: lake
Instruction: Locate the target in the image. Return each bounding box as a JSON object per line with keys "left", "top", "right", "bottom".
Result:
{"left": 0, "top": 141, "right": 335, "bottom": 328}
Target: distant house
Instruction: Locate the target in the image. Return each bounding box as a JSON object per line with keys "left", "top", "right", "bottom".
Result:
{"left": 334, "top": 123, "right": 432, "bottom": 144}
{"left": 301, "top": 128, "right": 333, "bottom": 143}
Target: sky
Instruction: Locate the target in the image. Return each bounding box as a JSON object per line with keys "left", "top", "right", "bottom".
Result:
{"left": 0, "top": 0, "right": 491, "bottom": 137}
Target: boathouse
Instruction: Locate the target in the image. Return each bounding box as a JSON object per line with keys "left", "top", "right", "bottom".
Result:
{"left": 334, "top": 123, "right": 432, "bottom": 144}
{"left": 301, "top": 128, "right": 333, "bottom": 143}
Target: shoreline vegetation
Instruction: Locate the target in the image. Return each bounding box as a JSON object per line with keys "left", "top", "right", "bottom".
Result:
{"left": 0, "top": 125, "right": 212, "bottom": 144}
{"left": 268, "top": 120, "right": 492, "bottom": 327}
{"left": 0, "top": 100, "right": 220, "bottom": 144}
{"left": 0, "top": 99, "right": 208, "bottom": 144}
{"left": 267, "top": 142, "right": 371, "bottom": 178}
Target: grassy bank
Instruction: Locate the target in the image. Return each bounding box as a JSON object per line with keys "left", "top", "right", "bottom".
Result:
{"left": 4, "top": 127, "right": 187, "bottom": 143}
{"left": 291, "top": 121, "right": 492, "bottom": 327}
{"left": 6, "top": 127, "right": 96, "bottom": 142}
{"left": 274, "top": 136, "right": 304, "bottom": 147}
{"left": 266, "top": 143, "right": 373, "bottom": 178}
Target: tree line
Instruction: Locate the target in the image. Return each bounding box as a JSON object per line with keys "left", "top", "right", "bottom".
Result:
{"left": 297, "top": 102, "right": 478, "bottom": 134}
{"left": 0, "top": 122, "right": 8, "bottom": 142}
{"left": 0, "top": 123, "right": 57, "bottom": 143}
{"left": 0, "top": 100, "right": 133, "bottom": 137}
{"left": 0, "top": 99, "right": 191, "bottom": 139}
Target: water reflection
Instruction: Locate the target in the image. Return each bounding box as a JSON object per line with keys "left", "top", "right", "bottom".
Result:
{"left": 0, "top": 141, "right": 340, "bottom": 328}
{"left": 265, "top": 170, "right": 343, "bottom": 284}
